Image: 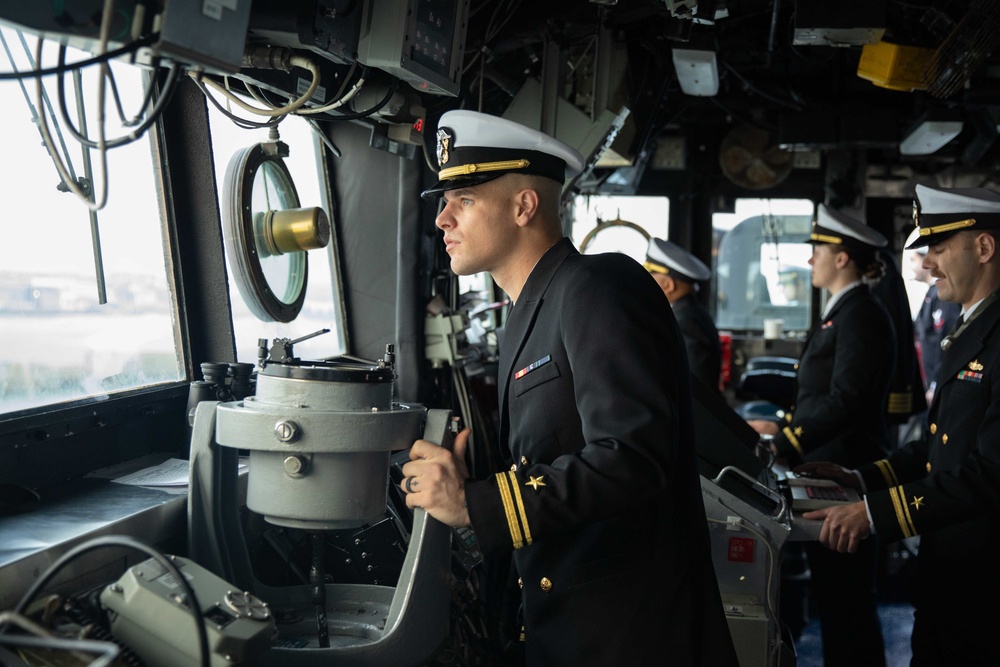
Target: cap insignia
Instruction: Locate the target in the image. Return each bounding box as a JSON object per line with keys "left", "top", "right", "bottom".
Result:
{"left": 436, "top": 127, "right": 453, "bottom": 167}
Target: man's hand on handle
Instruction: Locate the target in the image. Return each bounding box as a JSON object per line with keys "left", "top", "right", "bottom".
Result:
{"left": 400, "top": 427, "right": 472, "bottom": 528}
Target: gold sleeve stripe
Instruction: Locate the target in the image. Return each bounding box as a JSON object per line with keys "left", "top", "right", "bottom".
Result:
{"left": 874, "top": 459, "right": 898, "bottom": 487}
{"left": 495, "top": 472, "right": 524, "bottom": 549}
{"left": 900, "top": 488, "right": 918, "bottom": 537}
{"left": 507, "top": 471, "right": 533, "bottom": 547}
{"left": 888, "top": 485, "right": 917, "bottom": 538}
{"left": 889, "top": 487, "right": 910, "bottom": 537}
{"left": 783, "top": 426, "right": 803, "bottom": 457}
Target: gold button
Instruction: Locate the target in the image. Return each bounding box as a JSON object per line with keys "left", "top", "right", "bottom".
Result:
{"left": 926, "top": 462, "right": 932, "bottom": 473}
{"left": 510, "top": 463, "right": 518, "bottom": 471}
{"left": 793, "top": 363, "right": 799, "bottom": 370}
{"left": 518, "top": 577, "right": 523, "bottom": 589}
{"left": 930, "top": 423, "right": 937, "bottom": 434}
{"left": 521, "top": 455, "right": 528, "bottom": 465}
{"left": 540, "top": 577, "right": 552, "bottom": 592}
{"left": 942, "top": 434, "right": 948, "bottom": 444}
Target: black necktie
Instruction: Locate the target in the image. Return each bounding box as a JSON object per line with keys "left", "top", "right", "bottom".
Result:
{"left": 942, "top": 314, "right": 964, "bottom": 351}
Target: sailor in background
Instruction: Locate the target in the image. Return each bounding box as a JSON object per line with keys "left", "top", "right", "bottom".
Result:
{"left": 800, "top": 184, "right": 1000, "bottom": 667}
{"left": 749, "top": 204, "right": 895, "bottom": 667}
{"left": 644, "top": 238, "right": 722, "bottom": 391}
{"left": 869, "top": 243, "right": 928, "bottom": 437}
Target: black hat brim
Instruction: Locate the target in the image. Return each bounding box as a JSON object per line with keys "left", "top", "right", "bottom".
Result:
{"left": 905, "top": 230, "right": 960, "bottom": 250}
{"left": 420, "top": 172, "right": 509, "bottom": 200}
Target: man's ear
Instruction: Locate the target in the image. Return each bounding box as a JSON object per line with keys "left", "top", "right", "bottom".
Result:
{"left": 513, "top": 188, "right": 539, "bottom": 228}
{"left": 977, "top": 232, "right": 996, "bottom": 264}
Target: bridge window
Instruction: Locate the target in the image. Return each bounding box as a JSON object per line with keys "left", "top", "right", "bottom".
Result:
{"left": 0, "top": 29, "right": 184, "bottom": 416}
{"left": 713, "top": 199, "right": 815, "bottom": 333}
{"left": 571, "top": 195, "right": 670, "bottom": 262}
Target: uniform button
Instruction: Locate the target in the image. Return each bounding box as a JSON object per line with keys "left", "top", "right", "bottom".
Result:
{"left": 942, "top": 434, "right": 948, "bottom": 444}
{"left": 518, "top": 577, "right": 523, "bottom": 589}
{"left": 926, "top": 463, "right": 932, "bottom": 473}
{"left": 521, "top": 455, "right": 528, "bottom": 465}
{"left": 540, "top": 577, "right": 553, "bottom": 592}
{"left": 510, "top": 463, "right": 518, "bottom": 472}
{"left": 929, "top": 423, "right": 937, "bottom": 434}
{"left": 793, "top": 363, "right": 799, "bottom": 370}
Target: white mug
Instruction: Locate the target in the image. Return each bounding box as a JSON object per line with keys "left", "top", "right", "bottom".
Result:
{"left": 763, "top": 318, "right": 784, "bottom": 339}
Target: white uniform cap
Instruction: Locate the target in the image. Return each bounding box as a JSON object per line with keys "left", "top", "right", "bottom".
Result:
{"left": 908, "top": 183, "right": 1000, "bottom": 248}
{"left": 810, "top": 204, "right": 887, "bottom": 250}
{"left": 905, "top": 228, "right": 927, "bottom": 255}
{"left": 421, "top": 110, "right": 585, "bottom": 199}
{"left": 644, "top": 238, "right": 711, "bottom": 283}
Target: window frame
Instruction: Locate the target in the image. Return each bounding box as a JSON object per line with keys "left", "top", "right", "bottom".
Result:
{"left": 0, "top": 71, "right": 233, "bottom": 492}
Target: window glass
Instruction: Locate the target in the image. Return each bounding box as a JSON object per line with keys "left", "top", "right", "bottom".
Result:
{"left": 0, "top": 29, "right": 184, "bottom": 416}
{"left": 208, "top": 111, "right": 347, "bottom": 363}
{"left": 571, "top": 195, "right": 670, "bottom": 263}
{"left": 713, "top": 199, "right": 815, "bottom": 332}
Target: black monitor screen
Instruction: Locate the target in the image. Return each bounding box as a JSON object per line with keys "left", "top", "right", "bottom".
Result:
{"left": 690, "top": 375, "right": 765, "bottom": 481}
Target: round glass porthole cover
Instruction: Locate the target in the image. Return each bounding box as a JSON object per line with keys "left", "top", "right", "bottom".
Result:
{"left": 222, "top": 142, "right": 324, "bottom": 323}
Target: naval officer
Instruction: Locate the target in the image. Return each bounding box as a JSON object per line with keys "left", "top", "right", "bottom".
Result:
{"left": 749, "top": 204, "right": 895, "bottom": 667}
{"left": 644, "top": 238, "right": 723, "bottom": 391}
{"left": 399, "top": 109, "right": 738, "bottom": 665}
{"left": 799, "top": 184, "right": 1000, "bottom": 666}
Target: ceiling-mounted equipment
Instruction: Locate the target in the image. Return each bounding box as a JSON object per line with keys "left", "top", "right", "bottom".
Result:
{"left": 793, "top": 0, "right": 886, "bottom": 47}
{"left": 924, "top": 0, "right": 1000, "bottom": 99}
{"left": 672, "top": 48, "right": 719, "bottom": 97}
{"left": 857, "top": 41, "right": 934, "bottom": 92}
{"left": 502, "top": 78, "right": 631, "bottom": 194}
{"left": 357, "top": 0, "right": 470, "bottom": 97}
{"left": 899, "top": 116, "right": 965, "bottom": 156}
{"left": 245, "top": 0, "right": 363, "bottom": 66}
{"left": 663, "top": 0, "right": 721, "bottom": 24}
{"left": 0, "top": 0, "right": 253, "bottom": 74}
{"left": 720, "top": 125, "right": 794, "bottom": 190}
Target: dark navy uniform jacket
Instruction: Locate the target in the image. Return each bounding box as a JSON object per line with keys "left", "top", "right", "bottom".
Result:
{"left": 871, "top": 248, "right": 927, "bottom": 422}
{"left": 772, "top": 284, "right": 895, "bottom": 467}
{"left": 672, "top": 293, "right": 722, "bottom": 391}
{"left": 465, "top": 238, "right": 738, "bottom": 666}
{"left": 860, "top": 294, "right": 1000, "bottom": 611}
